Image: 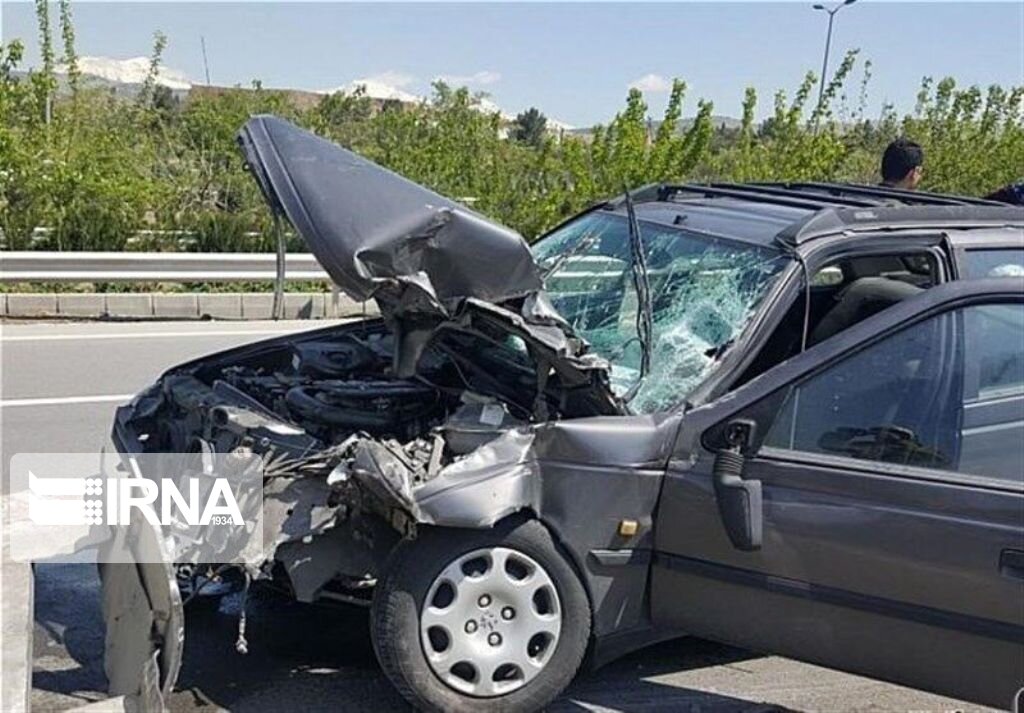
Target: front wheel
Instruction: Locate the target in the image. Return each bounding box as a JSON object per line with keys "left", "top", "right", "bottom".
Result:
{"left": 371, "top": 519, "right": 591, "bottom": 713}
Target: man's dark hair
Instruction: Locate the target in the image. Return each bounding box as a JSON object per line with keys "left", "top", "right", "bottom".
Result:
{"left": 881, "top": 138, "right": 924, "bottom": 183}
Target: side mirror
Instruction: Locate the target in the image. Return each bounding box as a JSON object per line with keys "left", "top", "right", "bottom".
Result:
{"left": 712, "top": 419, "right": 763, "bottom": 551}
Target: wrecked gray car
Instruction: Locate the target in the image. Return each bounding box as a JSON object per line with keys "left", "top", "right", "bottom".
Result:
{"left": 108, "top": 116, "right": 1024, "bottom": 712}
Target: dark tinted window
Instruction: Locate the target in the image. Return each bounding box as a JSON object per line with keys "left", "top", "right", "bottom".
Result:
{"left": 761, "top": 303, "right": 1023, "bottom": 483}
{"left": 963, "top": 249, "right": 1024, "bottom": 279}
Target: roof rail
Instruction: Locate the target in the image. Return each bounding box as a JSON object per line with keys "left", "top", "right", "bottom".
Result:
{"left": 769, "top": 181, "right": 999, "bottom": 207}
{"left": 658, "top": 183, "right": 834, "bottom": 211}
{"left": 712, "top": 182, "right": 879, "bottom": 208}
{"left": 597, "top": 182, "right": 1020, "bottom": 248}
{"left": 776, "top": 204, "right": 1024, "bottom": 245}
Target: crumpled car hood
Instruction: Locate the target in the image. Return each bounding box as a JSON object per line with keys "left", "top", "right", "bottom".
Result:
{"left": 237, "top": 115, "right": 542, "bottom": 308}
{"left": 237, "top": 116, "right": 616, "bottom": 410}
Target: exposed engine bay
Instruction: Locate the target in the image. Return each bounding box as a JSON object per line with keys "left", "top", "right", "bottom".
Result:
{"left": 117, "top": 313, "right": 625, "bottom": 604}
{"left": 139, "top": 314, "right": 619, "bottom": 463}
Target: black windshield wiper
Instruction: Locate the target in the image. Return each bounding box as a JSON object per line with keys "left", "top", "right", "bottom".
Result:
{"left": 539, "top": 229, "right": 600, "bottom": 281}
{"left": 621, "top": 187, "right": 653, "bottom": 404}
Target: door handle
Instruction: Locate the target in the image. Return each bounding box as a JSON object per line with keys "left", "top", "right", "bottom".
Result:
{"left": 999, "top": 549, "right": 1024, "bottom": 580}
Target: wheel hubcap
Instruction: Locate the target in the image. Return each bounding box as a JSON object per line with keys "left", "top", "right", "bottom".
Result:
{"left": 420, "top": 546, "right": 562, "bottom": 697}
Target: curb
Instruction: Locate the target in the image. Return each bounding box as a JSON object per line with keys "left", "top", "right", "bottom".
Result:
{"left": 0, "top": 292, "right": 373, "bottom": 320}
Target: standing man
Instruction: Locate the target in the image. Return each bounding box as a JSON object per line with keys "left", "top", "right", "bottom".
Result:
{"left": 880, "top": 138, "right": 924, "bottom": 189}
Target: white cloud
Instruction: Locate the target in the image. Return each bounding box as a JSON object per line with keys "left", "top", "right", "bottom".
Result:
{"left": 629, "top": 73, "right": 672, "bottom": 93}
{"left": 436, "top": 70, "right": 502, "bottom": 87}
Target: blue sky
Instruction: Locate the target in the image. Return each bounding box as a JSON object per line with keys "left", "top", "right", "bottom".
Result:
{"left": 2, "top": 2, "right": 1022, "bottom": 126}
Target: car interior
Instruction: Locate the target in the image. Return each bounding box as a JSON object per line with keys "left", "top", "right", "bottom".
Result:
{"left": 736, "top": 251, "right": 941, "bottom": 387}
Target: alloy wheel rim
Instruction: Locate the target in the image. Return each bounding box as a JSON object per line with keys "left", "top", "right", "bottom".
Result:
{"left": 419, "top": 546, "right": 562, "bottom": 697}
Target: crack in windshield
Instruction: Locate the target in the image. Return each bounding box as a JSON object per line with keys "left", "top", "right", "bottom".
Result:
{"left": 534, "top": 212, "right": 789, "bottom": 414}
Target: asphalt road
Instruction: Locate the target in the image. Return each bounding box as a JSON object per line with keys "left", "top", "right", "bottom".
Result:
{"left": 1, "top": 319, "right": 991, "bottom": 713}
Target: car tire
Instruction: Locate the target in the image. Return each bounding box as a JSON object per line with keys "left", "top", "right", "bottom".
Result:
{"left": 371, "top": 518, "right": 591, "bottom": 713}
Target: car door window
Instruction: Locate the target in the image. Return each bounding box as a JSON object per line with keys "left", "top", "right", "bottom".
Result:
{"left": 958, "top": 303, "right": 1024, "bottom": 480}
{"left": 760, "top": 302, "right": 1024, "bottom": 483}
{"left": 963, "top": 249, "right": 1024, "bottom": 278}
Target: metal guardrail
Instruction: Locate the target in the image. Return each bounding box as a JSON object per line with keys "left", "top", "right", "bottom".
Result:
{"left": 0, "top": 251, "right": 330, "bottom": 282}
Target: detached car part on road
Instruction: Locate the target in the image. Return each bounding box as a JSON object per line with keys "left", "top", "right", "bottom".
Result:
{"left": 107, "top": 116, "right": 1024, "bottom": 712}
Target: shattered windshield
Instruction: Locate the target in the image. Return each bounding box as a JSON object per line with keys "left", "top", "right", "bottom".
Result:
{"left": 533, "top": 211, "right": 790, "bottom": 413}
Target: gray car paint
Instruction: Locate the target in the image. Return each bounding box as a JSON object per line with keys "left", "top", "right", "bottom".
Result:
{"left": 653, "top": 278, "right": 1024, "bottom": 709}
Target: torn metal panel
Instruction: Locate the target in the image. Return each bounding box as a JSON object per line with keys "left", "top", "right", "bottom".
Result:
{"left": 399, "top": 413, "right": 680, "bottom": 529}
{"left": 411, "top": 429, "right": 541, "bottom": 527}
{"left": 99, "top": 508, "right": 184, "bottom": 712}
{"left": 274, "top": 521, "right": 393, "bottom": 603}
{"left": 262, "top": 474, "right": 343, "bottom": 557}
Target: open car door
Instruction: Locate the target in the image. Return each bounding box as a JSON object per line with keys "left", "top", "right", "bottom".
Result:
{"left": 651, "top": 278, "right": 1024, "bottom": 709}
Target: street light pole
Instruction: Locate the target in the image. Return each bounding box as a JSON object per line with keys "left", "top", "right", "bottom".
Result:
{"left": 813, "top": 0, "right": 857, "bottom": 111}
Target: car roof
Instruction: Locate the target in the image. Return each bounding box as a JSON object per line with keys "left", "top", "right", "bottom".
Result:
{"left": 597, "top": 182, "right": 1024, "bottom": 248}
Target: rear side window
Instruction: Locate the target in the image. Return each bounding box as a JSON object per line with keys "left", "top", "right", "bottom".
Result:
{"left": 758, "top": 302, "right": 1024, "bottom": 484}
{"left": 963, "top": 249, "right": 1024, "bottom": 278}
{"left": 967, "top": 304, "right": 1024, "bottom": 399}
{"left": 959, "top": 304, "right": 1024, "bottom": 480}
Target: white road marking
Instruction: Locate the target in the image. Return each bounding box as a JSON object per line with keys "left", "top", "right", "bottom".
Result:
{"left": 0, "top": 394, "right": 134, "bottom": 408}
{"left": 0, "top": 328, "right": 313, "bottom": 343}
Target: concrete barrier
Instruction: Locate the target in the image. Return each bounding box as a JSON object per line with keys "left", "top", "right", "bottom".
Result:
{"left": 152, "top": 294, "right": 199, "bottom": 319}
{"left": 198, "top": 293, "right": 244, "bottom": 320}
{"left": 241, "top": 293, "right": 275, "bottom": 320}
{"left": 57, "top": 293, "right": 106, "bottom": 317}
{"left": 283, "top": 293, "right": 324, "bottom": 320}
{"left": 6, "top": 294, "right": 58, "bottom": 317}
{"left": 104, "top": 293, "right": 154, "bottom": 318}
{"left": 1, "top": 292, "right": 370, "bottom": 321}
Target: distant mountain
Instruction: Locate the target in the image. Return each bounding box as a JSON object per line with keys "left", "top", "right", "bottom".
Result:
{"left": 12, "top": 56, "right": 194, "bottom": 101}
{"left": 318, "top": 78, "right": 422, "bottom": 104}
{"left": 59, "top": 56, "right": 193, "bottom": 90}
{"left": 688, "top": 115, "right": 744, "bottom": 131}
{"left": 545, "top": 117, "right": 576, "bottom": 133}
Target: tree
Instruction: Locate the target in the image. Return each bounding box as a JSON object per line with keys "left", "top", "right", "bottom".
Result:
{"left": 511, "top": 107, "right": 547, "bottom": 147}
{"left": 2, "top": 4, "right": 1021, "bottom": 251}
{"left": 151, "top": 84, "right": 178, "bottom": 113}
